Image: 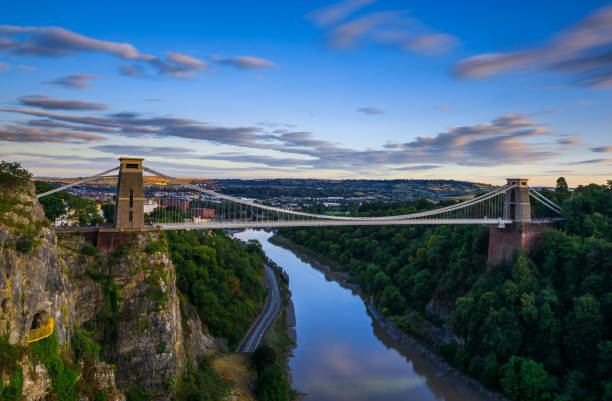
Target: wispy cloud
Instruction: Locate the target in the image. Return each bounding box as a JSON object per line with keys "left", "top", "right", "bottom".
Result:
{"left": 308, "top": 1, "right": 457, "bottom": 54}
{"left": 0, "top": 25, "right": 209, "bottom": 79}
{"left": 394, "top": 165, "right": 441, "bottom": 171}
{"left": 0, "top": 124, "right": 105, "bottom": 143}
{"left": 16, "top": 64, "right": 35, "bottom": 71}
{"left": 356, "top": 106, "right": 383, "bottom": 115}
{"left": 453, "top": 5, "right": 612, "bottom": 88}
{"left": 92, "top": 145, "right": 195, "bottom": 158}
{"left": 43, "top": 74, "right": 103, "bottom": 89}
{"left": 18, "top": 94, "right": 107, "bottom": 110}
{"left": 590, "top": 146, "right": 612, "bottom": 152}
{"left": 211, "top": 54, "right": 276, "bottom": 69}
{"left": 565, "top": 158, "right": 612, "bottom": 165}
{"left": 0, "top": 107, "right": 572, "bottom": 171}
{"left": 0, "top": 61, "right": 10, "bottom": 71}
{"left": 436, "top": 103, "right": 452, "bottom": 110}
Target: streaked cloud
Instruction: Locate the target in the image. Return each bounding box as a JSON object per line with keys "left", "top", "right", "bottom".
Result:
{"left": 211, "top": 54, "right": 276, "bottom": 69}
{"left": 357, "top": 106, "right": 383, "bottom": 115}
{"left": 308, "top": 1, "right": 457, "bottom": 54}
{"left": 565, "top": 158, "right": 612, "bottom": 165}
{"left": 18, "top": 95, "right": 107, "bottom": 110}
{"left": 436, "top": 103, "right": 452, "bottom": 110}
{"left": 557, "top": 137, "right": 582, "bottom": 146}
{"left": 453, "top": 5, "right": 612, "bottom": 87}
{"left": 590, "top": 146, "right": 612, "bottom": 152}
{"left": 0, "top": 61, "right": 10, "bottom": 71}
{"left": 0, "top": 107, "right": 573, "bottom": 171}
{"left": 0, "top": 25, "right": 209, "bottom": 79}
{"left": 307, "top": 0, "right": 375, "bottom": 27}
{"left": 119, "top": 63, "right": 146, "bottom": 78}
{"left": 43, "top": 74, "right": 103, "bottom": 89}
{"left": 92, "top": 145, "right": 195, "bottom": 158}
{"left": 0, "top": 124, "right": 105, "bottom": 143}
{"left": 16, "top": 64, "right": 35, "bottom": 71}
{"left": 576, "top": 99, "right": 591, "bottom": 105}
{"left": 394, "top": 165, "right": 441, "bottom": 171}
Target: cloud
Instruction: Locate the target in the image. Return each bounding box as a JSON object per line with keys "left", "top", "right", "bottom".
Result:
{"left": 308, "top": 2, "right": 457, "bottom": 54}
{"left": 17, "top": 64, "right": 35, "bottom": 71}
{"left": 144, "top": 98, "right": 164, "bottom": 102}
{"left": 92, "top": 145, "right": 195, "bottom": 158}
{"left": 0, "top": 124, "right": 105, "bottom": 143}
{"left": 211, "top": 54, "right": 276, "bottom": 69}
{"left": 356, "top": 106, "right": 383, "bottom": 115}
{"left": 436, "top": 103, "right": 452, "bottom": 110}
{"left": 565, "top": 158, "right": 612, "bottom": 165}
{"left": 453, "top": 5, "right": 612, "bottom": 87}
{"left": 307, "top": 0, "right": 375, "bottom": 27}
{"left": 0, "top": 107, "right": 570, "bottom": 171}
{"left": 43, "top": 74, "right": 103, "bottom": 89}
{"left": 119, "top": 63, "right": 146, "bottom": 78}
{"left": 0, "top": 61, "right": 10, "bottom": 71}
{"left": 18, "top": 95, "right": 107, "bottom": 110}
{"left": 557, "top": 137, "right": 582, "bottom": 146}
{"left": 394, "top": 165, "right": 441, "bottom": 170}
{"left": 0, "top": 25, "right": 209, "bottom": 79}
{"left": 576, "top": 99, "right": 591, "bottom": 105}
{"left": 590, "top": 146, "right": 612, "bottom": 152}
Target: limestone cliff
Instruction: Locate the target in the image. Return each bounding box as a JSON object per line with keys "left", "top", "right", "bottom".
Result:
{"left": 0, "top": 182, "right": 218, "bottom": 400}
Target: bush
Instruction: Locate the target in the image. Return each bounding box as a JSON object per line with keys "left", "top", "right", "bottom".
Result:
{"left": 30, "top": 334, "right": 78, "bottom": 401}
{"left": 81, "top": 244, "right": 98, "bottom": 256}
{"left": 254, "top": 362, "right": 290, "bottom": 401}
{"left": 252, "top": 344, "right": 277, "bottom": 373}
{"left": 0, "top": 366, "right": 23, "bottom": 401}
{"left": 72, "top": 325, "right": 101, "bottom": 361}
{"left": 15, "top": 236, "right": 34, "bottom": 253}
{"left": 175, "top": 357, "right": 229, "bottom": 401}
{"left": 0, "top": 161, "right": 32, "bottom": 192}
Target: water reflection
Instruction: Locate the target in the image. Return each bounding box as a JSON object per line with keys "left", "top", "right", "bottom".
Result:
{"left": 234, "top": 230, "right": 489, "bottom": 401}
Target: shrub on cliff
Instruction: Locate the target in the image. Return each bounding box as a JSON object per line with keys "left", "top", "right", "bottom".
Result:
{"left": 254, "top": 362, "right": 290, "bottom": 401}
{"left": 0, "top": 161, "right": 32, "bottom": 192}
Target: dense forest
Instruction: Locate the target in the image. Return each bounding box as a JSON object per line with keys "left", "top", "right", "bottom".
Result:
{"left": 279, "top": 179, "right": 612, "bottom": 401}
{"left": 165, "top": 230, "right": 266, "bottom": 349}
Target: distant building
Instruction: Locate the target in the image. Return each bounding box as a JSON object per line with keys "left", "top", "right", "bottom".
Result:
{"left": 143, "top": 199, "right": 158, "bottom": 214}
{"left": 190, "top": 207, "right": 216, "bottom": 219}
{"left": 161, "top": 199, "right": 189, "bottom": 211}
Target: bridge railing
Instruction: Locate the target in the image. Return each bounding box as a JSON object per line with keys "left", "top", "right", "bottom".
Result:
{"left": 28, "top": 317, "right": 54, "bottom": 343}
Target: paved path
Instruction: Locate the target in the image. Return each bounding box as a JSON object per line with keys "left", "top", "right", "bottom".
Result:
{"left": 237, "top": 264, "right": 281, "bottom": 352}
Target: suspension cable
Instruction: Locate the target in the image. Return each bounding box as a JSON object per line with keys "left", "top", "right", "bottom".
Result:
{"left": 36, "top": 166, "right": 120, "bottom": 199}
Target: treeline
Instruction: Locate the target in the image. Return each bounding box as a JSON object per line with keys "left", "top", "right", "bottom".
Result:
{"left": 165, "top": 230, "right": 266, "bottom": 349}
{"left": 279, "top": 179, "right": 612, "bottom": 401}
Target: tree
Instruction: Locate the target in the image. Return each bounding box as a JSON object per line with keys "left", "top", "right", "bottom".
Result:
{"left": 252, "top": 345, "right": 277, "bottom": 373}
{"left": 501, "top": 356, "right": 550, "bottom": 401}
{"left": 255, "top": 363, "right": 290, "bottom": 401}
{"left": 0, "top": 161, "right": 32, "bottom": 191}
{"left": 101, "top": 203, "right": 115, "bottom": 224}
{"left": 556, "top": 177, "right": 569, "bottom": 195}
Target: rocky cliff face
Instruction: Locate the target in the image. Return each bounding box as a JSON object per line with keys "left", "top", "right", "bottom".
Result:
{"left": 0, "top": 182, "right": 217, "bottom": 400}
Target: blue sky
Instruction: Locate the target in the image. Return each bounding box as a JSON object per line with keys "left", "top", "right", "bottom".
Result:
{"left": 0, "top": 0, "right": 610, "bottom": 185}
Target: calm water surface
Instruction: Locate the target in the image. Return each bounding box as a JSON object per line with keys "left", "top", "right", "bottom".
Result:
{"left": 234, "top": 229, "right": 489, "bottom": 401}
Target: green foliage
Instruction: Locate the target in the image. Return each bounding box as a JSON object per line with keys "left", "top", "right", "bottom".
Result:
{"left": 34, "top": 180, "right": 104, "bottom": 226}
{"left": 254, "top": 362, "right": 290, "bottom": 401}
{"left": 500, "top": 356, "right": 550, "bottom": 401}
{"left": 0, "top": 336, "right": 23, "bottom": 401}
{"left": 0, "top": 161, "right": 32, "bottom": 192}
{"left": 174, "top": 357, "right": 229, "bottom": 401}
{"left": 30, "top": 334, "right": 78, "bottom": 401}
{"left": 144, "top": 239, "right": 165, "bottom": 255}
{"left": 101, "top": 203, "right": 115, "bottom": 224}
{"left": 15, "top": 235, "right": 34, "bottom": 253}
{"left": 252, "top": 344, "right": 277, "bottom": 373}
{"left": 0, "top": 366, "right": 23, "bottom": 401}
{"left": 165, "top": 230, "right": 265, "bottom": 349}
{"left": 72, "top": 324, "right": 101, "bottom": 361}
{"left": 125, "top": 387, "right": 150, "bottom": 401}
{"left": 81, "top": 243, "right": 98, "bottom": 256}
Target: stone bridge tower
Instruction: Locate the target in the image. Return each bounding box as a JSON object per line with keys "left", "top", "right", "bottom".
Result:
{"left": 114, "top": 158, "right": 145, "bottom": 229}
{"left": 488, "top": 178, "right": 554, "bottom": 265}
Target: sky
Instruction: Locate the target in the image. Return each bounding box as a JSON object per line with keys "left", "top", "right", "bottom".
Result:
{"left": 0, "top": 0, "right": 610, "bottom": 186}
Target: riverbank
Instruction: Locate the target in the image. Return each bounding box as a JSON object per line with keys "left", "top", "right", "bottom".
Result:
{"left": 269, "top": 233, "right": 508, "bottom": 401}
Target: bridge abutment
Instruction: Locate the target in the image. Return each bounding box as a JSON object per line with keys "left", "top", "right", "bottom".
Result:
{"left": 487, "top": 222, "right": 554, "bottom": 265}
